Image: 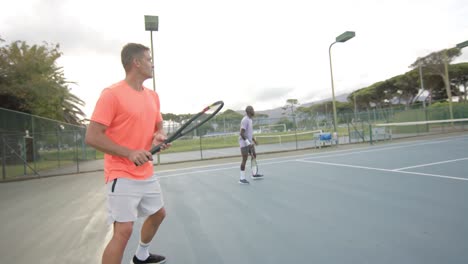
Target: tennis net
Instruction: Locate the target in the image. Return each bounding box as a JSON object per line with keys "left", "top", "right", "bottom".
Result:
{"left": 255, "top": 130, "right": 323, "bottom": 151}
{"left": 372, "top": 118, "right": 468, "bottom": 142}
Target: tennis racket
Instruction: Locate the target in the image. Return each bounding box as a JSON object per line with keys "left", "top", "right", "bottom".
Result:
{"left": 149, "top": 100, "right": 224, "bottom": 155}
{"left": 251, "top": 155, "right": 258, "bottom": 176}
{"left": 249, "top": 146, "right": 263, "bottom": 178}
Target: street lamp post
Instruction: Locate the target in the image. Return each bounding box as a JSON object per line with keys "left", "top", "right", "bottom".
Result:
{"left": 418, "top": 63, "right": 426, "bottom": 106}
{"left": 443, "top": 40, "right": 468, "bottom": 120}
{"left": 144, "top": 16, "right": 160, "bottom": 164}
{"left": 329, "top": 31, "right": 355, "bottom": 133}
{"left": 144, "top": 15, "right": 159, "bottom": 91}
{"left": 456, "top": 40, "right": 468, "bottom": 49}
{"left": 443, "top": 49, "right": 454, "bottom": 120}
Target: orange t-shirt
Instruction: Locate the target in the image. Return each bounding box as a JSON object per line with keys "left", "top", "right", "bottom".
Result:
{"left": 90, "top": 80, "right": 163, "bottom": 182}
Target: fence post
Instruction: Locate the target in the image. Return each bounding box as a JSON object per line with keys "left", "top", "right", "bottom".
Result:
{"left": 361, "top": 121, "right": 365, "bottom": 142}
{"left": 75, "top": 130, "right": 80, "bottom": 173}
{"left": 2, "top": 136, "right": 6, "bottom": 181}
{"left": 57, "top": 128, "right": 61, "bottom": 168}
{"left": 294, "top": 127, "right": 298, "bottom": 150}
{"left": 199, "top": 132, "right": 203, "bottom": 160}
{"left": 347, "top": 119, "right": 351, "bottom": 144}
{"left": 425, "top": 106, "right": 429, "bottom": 132}
{"left": 369, "top": 124, "right": 373, "bottom": 145}
{"left": 22, "top": 134, "right": 27, "bottom": 175}
{"left": 32, "top": 116, "right": 37, "bottom": 172}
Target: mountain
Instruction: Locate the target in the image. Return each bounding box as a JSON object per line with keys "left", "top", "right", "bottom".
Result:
{"left": 244, "top": 93, "right": 349, "bottom": 119}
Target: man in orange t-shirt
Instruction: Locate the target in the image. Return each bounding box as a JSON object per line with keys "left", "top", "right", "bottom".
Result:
{"left": 86, "top": 43, "right": 169, "bottom": 264}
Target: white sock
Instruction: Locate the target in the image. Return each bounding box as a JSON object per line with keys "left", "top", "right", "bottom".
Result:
{"left": 135, "top": 241, "right": 150, "bottom": 260}
{"left": 240, "top": 171, "right": 246, "bottom": 180}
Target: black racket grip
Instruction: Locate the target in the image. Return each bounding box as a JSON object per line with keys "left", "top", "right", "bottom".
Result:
{"left": 149, "top": 145, "right": 162, "bottom": 155}
{"left": 149, "top": 139, "right": 171, "bottom": 155}
{"left": 134, "top": 154, "right": 153, "bottom": 166}
{"left": 133, "top": 140, "right": 169, "bottom": 166}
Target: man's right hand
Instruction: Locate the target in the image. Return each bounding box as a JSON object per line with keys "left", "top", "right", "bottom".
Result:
{"left": 128, "top": 150, "right": 153, "bottom": 166}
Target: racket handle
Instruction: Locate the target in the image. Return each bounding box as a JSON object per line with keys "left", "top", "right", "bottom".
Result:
{"left": 133, "top": 141, "right": 167, "bottom": 166}
{"left": 149, "top": 139, "right": 170, "bottom": 154}
{"left": 134, "top": 156, "right": 154, "bottom": 166}
{"left": 149, "top": 144, "right": 162, "bottom": 155}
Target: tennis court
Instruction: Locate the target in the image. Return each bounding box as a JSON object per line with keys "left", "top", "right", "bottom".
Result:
{"left": 0, "top": 132, "right": 467, "bottom": 263}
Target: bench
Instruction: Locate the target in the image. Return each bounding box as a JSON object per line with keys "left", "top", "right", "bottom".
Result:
{"left": 313, "top": 132, "right": 338, "bottom": 148}
{"left": 371, "top": 127, "right": 392, "bottom": 141}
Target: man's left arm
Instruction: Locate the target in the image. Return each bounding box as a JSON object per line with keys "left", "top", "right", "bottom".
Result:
{"left": 152, "top": 121, "right": 171, "bottom": 150}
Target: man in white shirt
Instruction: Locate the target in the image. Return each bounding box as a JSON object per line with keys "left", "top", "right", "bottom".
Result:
{"left": 238, "top": 106, "right": 263, "bottom": 184}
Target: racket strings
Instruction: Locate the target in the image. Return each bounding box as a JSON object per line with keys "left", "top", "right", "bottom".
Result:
{"left": 179, "top": 104, "right": 222, "bottom": 135}
{"left": 179, "top": 114, "right": 213, "bottom": 134}
{"left": 251, "top": 158, "right": 258, "bottom": 176}
{"left": 149, "top": 101, "right": 223, "bottom": 155}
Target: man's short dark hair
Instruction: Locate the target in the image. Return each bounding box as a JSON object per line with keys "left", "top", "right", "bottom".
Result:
{"left": 121, "top": 43, "right": 150, "bottom": 72}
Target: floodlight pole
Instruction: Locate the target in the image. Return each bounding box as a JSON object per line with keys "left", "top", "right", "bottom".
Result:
{"left": 443, "top": 50, "right": 453, "bottom": 120}
{"left": 328, "top": 31, "right": 355, "bottom": 133}
{"left": 144, "top": 15, "right": 159, "bottom": 92}
{"left": 328, "top": 42, "right": 338, "bottom": 133}
{"left": 418, "top": 63, "right": 426, "bottom": 105}
{"left": 144, "top": 15, "right": 160, "bottom": 165}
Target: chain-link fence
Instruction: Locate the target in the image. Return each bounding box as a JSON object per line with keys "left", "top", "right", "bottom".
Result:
{"left": 2, "top": 102, "right": 468, "bottom": 181}
{"left": 337, "top": 102, "right": 468, "bottom": 143}
{"left": 0, "top": 107, "right": 97, "bottom": 181}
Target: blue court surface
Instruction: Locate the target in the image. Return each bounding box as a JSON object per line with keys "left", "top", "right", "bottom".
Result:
{"left": 0, "top": 134, "right": 467, "bottom": 264}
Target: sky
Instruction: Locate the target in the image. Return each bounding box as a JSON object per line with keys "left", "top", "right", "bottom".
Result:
{"left": 1, "top": 0, "right": 468, "bottom": 118}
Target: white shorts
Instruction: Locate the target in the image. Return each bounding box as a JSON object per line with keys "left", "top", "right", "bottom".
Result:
{"left": 106, "top": 174, "right": 164, "bottom": 225}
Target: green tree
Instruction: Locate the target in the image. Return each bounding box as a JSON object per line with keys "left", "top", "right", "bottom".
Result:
{"left": 423, "top": 74, "right": 445, "bottom": 102}
{"left": 410, "top": 48, "right": 461, "bottom": 105}
{"left": 0, "top": 40, "right": 85, "bottom": 124}
{"left": 350, "top": 86, "right": 379, "bottom": 110}
{"left": 282, "top": 99, "right": 299, "bottom": 129}
{"left": 217, "top": 109, "right": 243, "bottom": 121}
{"left": 391, "top": 71, "right": 420, "bottom": 108}
{"left": 216, "top": 109, "right": 243, "bottom": 131}
{"left": 449, "top": 63, "right": 468, "bottom": 102}
{"left": 296, "top": 105, "right": 315, "bottom": 129}
{"left": 276, "top": 117, "right": 295, "bottom": 131}
{"left": 161, "top": 113, "right": 180, "bottom": 122}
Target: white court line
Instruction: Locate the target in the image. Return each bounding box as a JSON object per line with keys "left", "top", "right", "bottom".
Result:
{"left": 157, "top": 135, "right": 465, "bottom": 175}
{"left": 156, "top": 134, "right": 468, "bottom": 179}
{"left": 301, "top": 138, "right": 458, "bottom": 161}
{"left": 393, "top": 157, "right": 468, "bottom": 171}
{"left": 156, "top": 146, "right": 372, "bottom": 175}
{"left": 158, "top": 159, "right": 290, "bottom": 179}
{"left": 296, "top": 159, "right": 468, "bottom": 182}
{"left": 158, "top": 165, "right": 238, "bottom": 178}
